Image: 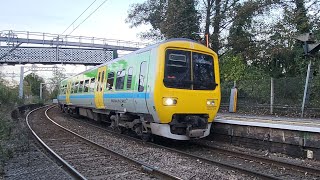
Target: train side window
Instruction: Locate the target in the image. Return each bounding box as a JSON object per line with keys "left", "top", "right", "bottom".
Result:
{"left": 60, "top": 87, "right": 64, "bottom": 94}
{"left": 71, "top": 82, "right": 75, "bottom": 93}
{"left": 127, "top": 67, "right": 133, "bottom": 90}
{"left": 78, "top": 81, "right": 84, "bottom": 93}
{"left": 84, "top": 79, "right": 90, "bottom": 93}
{"left": 100, "top": 71, "right": 105, "bottom": 92}
{"left": 89, "top": 78, "right": 95, "bottom": 92}
{"left": 107, "top": 72, "right": 114, "bottom": 90}
{"left": 138, "top": 61, "right": 147, "bottom": 92}
{"left": 116, "top": 69, "right": 126, "bottom": 90}
{"left": 74, "top": 82, "right": 79, "bottom": 93}
{"left": 96, "top": 72, "right": 101, "bottom": 91}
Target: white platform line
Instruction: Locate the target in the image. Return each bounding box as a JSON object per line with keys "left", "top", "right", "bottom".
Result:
{"left": 214, "top": 119, "right": 320, "bottom": 133}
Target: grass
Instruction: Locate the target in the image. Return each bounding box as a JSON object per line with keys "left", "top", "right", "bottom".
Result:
{"left": 0, "top": 104, "right": 31, "bottom": 177}
{"left": 0, "top": 107, "right": 13, "bottom": 175}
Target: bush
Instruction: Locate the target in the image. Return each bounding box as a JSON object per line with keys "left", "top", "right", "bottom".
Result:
{"left": 0, "top": 79, "right": 21, "bottom": 105}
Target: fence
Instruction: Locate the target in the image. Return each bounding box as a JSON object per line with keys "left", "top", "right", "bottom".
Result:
{"left": 220, "top": 76, "right": 320, "bottom": 117}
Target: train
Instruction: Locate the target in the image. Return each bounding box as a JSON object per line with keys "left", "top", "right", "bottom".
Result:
{"left": 57, "top": 38, "right": 221, "bottom": 140}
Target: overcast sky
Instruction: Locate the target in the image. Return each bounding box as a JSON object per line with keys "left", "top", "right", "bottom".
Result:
{"left": 0, "top": 0, "right": 149, "bottom": 84}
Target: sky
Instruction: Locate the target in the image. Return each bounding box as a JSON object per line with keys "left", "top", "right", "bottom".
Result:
{"left": 0, "top": 0, "right": 149, "bottom": 84}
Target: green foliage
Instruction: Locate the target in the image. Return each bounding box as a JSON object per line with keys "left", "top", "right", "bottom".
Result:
{"left": 220, "top": 54, "right": 247, "bottom": 82}
{"left": 0, "top": 113, "right": 11, "bottom": 141}
{"left": 24, "top": 73, "right": 45, "bottom": 97}
{"left": 126, "top": 0, "right": 200, "bottom": 40}
{"left": 48, "top": 70, "right": 66, "bottom": 100}
{"left": 0, "top": 77, "right": 21, "bottom": 105}
{"left": 0, "top": 108, "right": 13, "bottom": 171}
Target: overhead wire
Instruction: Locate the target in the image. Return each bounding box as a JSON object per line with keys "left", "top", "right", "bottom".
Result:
{"left": 61, "top": 0, "right": 97, "bottom": 35}
{"left": 67, "top": 0, "right": 109, "bottom": 36}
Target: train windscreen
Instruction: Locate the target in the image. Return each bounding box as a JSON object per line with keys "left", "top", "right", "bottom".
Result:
{"left": 164, "top": 49, "right": 216, "bottom": 90}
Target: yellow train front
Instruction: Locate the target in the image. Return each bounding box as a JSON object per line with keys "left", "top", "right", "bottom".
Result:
{"left": 150, "top": 40, "right": 221, "bottom": 140}
{"left": 58, "top": 38, "right": 220, "bottom": 140}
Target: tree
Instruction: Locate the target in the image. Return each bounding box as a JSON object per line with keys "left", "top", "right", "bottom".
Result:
{"left": 126, "top": 0, "right": 200, "bottom": 40}
{"left": 24, "top": 73, "right": 45, "bottom": 97}
{"left": 48, "top": 70, "right": 66, "bottom": 99}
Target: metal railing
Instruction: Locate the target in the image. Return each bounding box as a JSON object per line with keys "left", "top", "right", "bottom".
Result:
{"left": 0, "top": 30, "right": 150, "bottom": 50}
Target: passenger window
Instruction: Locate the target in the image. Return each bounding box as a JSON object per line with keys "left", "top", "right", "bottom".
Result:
{"left": 116, "top": 69, "right": 126, "bottom": 90}
{"left": 96, "top": 72, "right": 101, "bottom": 91}
{"left": 107, "top": 72, "right": 115, "bottom": 90}
{"left": 89, "top": 78, "right": 95, "bottom": 92}
{"left": 74, "top": 82, "right": 79, "bottom": 93}
{"left": 84, "top": 79, "right": 90, "bottom": 93}
{"left": 78, "top": 81, "right": 84, "bottom": 93}
{"left": 127, "top": 67, "right": 133, "bottom": 90}
{"left": 71, "top": 82, "right": 75, "bottom": 93}
{"left": 100, "top": 71, "right": 105, "bottom": 91}
{"left": 138, "top": 61, "right": 147, "bottom": 92}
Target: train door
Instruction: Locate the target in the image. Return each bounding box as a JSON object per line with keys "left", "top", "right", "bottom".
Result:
{"left": 94, "top": 66, "right": 107, "bottom": 109}
{"left": 134, "top": 61, "right": 149, "bottom": 113}
{"left": 66, "top": 81, "right": 71, "bottom": 104}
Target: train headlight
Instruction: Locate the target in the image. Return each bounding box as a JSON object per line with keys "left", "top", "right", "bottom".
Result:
{"left": 163, "top": 97, "right": 177, "bottom": 106}
{"left": 206, "top": 99, "right": 215, "bottom": 106}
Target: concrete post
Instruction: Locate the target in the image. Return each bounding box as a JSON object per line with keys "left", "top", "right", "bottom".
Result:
{"left": 270, "top": 77, "right": 274, "bottom": 114}
{"left": 40, "top": 84, "right": 43, "bottom": 100}
{"left": 229, "top": 81, "right": 238, "bottom": 113}
{"left": 19, "top": 66, "right": 24, "bottom": 99}
{"left": 301, "top": 60, "right": 312, "bottom": 117}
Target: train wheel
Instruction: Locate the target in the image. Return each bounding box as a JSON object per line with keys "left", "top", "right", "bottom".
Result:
{"left": 134, "top": 124, "right": 152, "bottom": 142}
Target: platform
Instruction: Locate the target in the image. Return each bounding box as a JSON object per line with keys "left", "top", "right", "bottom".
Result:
{"left": 215, "top": 113, "right": 320, "bottom": 133}
{"left": 210, "top": 113, "right": 320, "bottom": 160}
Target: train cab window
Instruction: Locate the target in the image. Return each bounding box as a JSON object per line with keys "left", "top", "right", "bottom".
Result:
{"left": 164, "top": 49, "right": 191, "bottom": 89}
{"left": 89, "top": 78, "right": 95, "bottom": 92}
{"left": 78, "top": 81, "right": 84, "bottom": 93}
{"left": 192, "top": 52, "right": 216, "bottom": 90}
{"left": 127, "top": 67, "right": 133, "bottom": 90}
{"left": 116, "top": 69, "right": 126, "bottom": 90}
{"left": 138, "top": 61, "right": 147, "bottom": 92}
{"left": 107, "top": 72, "right": 115, "bottom": 90}
{"left": 84, "top": 79, "right": 90, "bottom": 93}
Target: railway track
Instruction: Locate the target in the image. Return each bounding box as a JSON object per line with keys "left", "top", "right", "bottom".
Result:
{"left": 47, "top": 106, "right": 254, "bottom": 179}
{"left": 26, "top": 106, "right": 180, "bottom": 180}
{"left": 169, "top": 141, "right": 320, "bottom": 180}
{"left": 194, "top": 140, "right": 320, "bottom": 176}
{"left": 52, "top": 106, "right": 320, "bottom": 179}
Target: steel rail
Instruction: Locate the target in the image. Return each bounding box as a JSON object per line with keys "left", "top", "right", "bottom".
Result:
{"left": 26, "top": 105, "right": 87, "bottom": 180}
{"left": 57, "top": 108, "right": 282, "bottom": 179}
{"left": 195, "top": 140, "right": 320, "bottom": 176}
{"left": 44, "top": 106, "right": 181, "bottom": 180}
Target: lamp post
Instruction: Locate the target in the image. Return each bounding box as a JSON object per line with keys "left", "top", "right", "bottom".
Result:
{"left": 40, "top": 83, "right": 46, "bottom": 100}
{"left": 192, "top": 32, "right": 209, "bottom": 47}
{"left": 205, "top": 34, "right": 209, "bottom": 47}
{"left": 295, "top": 33, "right": 320, "bottom": 117}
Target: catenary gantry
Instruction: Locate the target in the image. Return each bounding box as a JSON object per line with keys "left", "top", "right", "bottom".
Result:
{"left": 0, "top": 30, "right": 149, "bottom": 65}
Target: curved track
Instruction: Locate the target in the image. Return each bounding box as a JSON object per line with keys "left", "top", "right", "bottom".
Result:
{"left": 26, "top": 106, "right": 180, "bottom": 180}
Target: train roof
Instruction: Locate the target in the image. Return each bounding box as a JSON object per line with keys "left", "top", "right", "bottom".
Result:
{"left": 60, "top": 38, "right": 207, "bottom": 82}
